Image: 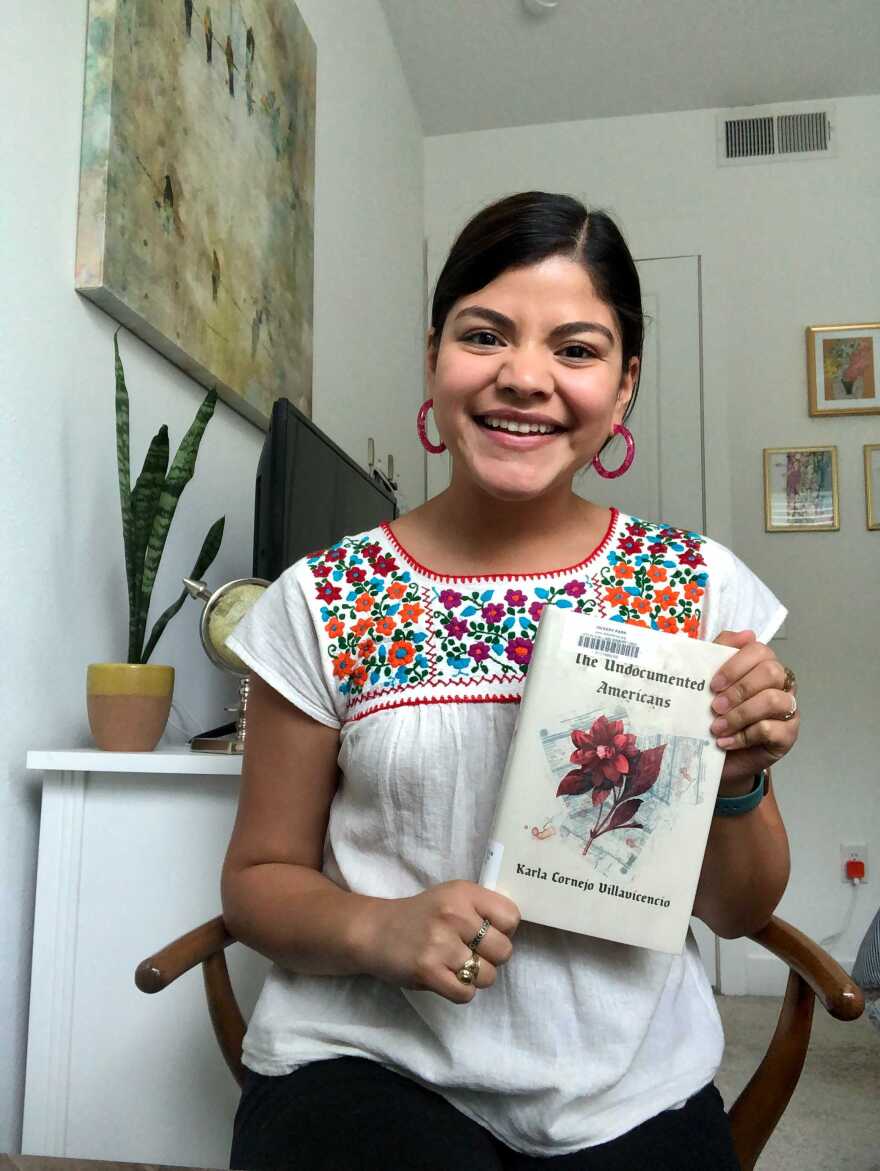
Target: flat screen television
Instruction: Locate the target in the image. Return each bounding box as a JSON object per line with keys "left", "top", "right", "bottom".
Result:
{"left": 253, "top": 398, "right": 398, "bottom": 581}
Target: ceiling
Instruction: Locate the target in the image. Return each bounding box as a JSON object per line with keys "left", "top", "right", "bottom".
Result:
{"left": 378, "top": 0, "right": 880, "bottom": 136}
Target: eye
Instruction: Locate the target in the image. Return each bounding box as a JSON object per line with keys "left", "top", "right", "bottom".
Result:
{"left": 558, "top": 342, "right": 598, "bottom": 361}
{"left": 462, "top": 329, "right": 502, "bottom": 347}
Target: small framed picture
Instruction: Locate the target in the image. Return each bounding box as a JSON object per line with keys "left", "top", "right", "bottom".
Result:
{"left": 764, "top": 446, "right": 839, "bottom": 532}
{"left": 866, "top": 444, "right": 880, "bottom": 530}
{"left": 806, "top": 324, "right": 880, "bottom": 417}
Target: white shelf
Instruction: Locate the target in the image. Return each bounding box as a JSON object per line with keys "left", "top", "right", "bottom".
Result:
{"left": 26, "top": 747, "right": 243, "bottom": 775}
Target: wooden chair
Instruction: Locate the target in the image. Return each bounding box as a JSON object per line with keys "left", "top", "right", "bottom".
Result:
{"left": 136, "top": 915, "right": 863, "bottom": 1170}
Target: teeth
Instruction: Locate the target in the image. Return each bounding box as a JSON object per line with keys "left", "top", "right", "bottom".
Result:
{"left": 482, "top": 417, "right": 555, "bottom": 435}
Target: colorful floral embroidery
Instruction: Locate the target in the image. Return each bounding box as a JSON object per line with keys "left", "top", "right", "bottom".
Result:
{"left": 598, "top": 518, "right": 707, "bottom": 638}
{"left": 306, "top": 514, "right": 708, "bottom": 717}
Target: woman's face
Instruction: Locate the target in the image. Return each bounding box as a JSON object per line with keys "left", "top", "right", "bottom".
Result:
{"left": 427, "top": 255, "right": 638, "bottom": 503}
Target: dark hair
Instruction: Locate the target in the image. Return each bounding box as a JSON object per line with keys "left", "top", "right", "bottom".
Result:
{"left": 430, "top": 192, "right": 644, "bottom": 420}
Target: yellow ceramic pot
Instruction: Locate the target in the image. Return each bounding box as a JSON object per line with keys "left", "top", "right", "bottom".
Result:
{"left": 87, "top": 663, "right": 175, "bottom": 752}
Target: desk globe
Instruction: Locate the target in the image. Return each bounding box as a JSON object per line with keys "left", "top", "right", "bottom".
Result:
{"left": 184, "top": 575, "right": 269, "bottom": 753}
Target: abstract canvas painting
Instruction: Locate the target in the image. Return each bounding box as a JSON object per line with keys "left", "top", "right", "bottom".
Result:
{"left": 76, "top": 0, "right": 316, "bottom": 427}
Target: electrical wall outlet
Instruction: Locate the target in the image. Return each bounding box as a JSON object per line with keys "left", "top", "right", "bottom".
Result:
{"left": 841, "top": 843, "right": 868, "bottom": 883}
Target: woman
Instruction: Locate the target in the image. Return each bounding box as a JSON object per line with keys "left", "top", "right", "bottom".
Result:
{"left": 224, "top": 192, "right": 798, "bottom": 1169}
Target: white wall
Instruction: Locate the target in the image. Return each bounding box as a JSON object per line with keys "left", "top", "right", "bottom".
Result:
{"left": 425, "top": 96, "right": 880, "bottom": 990}
{"left": 0, "top": 0, "right": 423, "bottom": 1151}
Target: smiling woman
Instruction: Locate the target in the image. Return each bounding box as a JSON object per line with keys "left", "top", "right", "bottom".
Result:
{"left": 221, "top": 192, "right": 796, "bottom": 1171}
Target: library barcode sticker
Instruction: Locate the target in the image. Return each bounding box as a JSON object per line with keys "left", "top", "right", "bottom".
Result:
{"left": 576, "top": 631, "right": 640, "bottom": 658}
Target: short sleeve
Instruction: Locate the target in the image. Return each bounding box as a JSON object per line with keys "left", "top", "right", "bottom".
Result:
{"left": 226, "top": 562, "right": 343, "bottom": 729}
{"left": 700, "top": 542, "right": 787, "bottom": 645}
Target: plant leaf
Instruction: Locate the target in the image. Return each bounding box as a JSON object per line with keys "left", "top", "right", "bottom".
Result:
{"left": 128, "top": 427, "right": 169, "bottom": 661}
{"left": 622, "top": 744, "right": 666, "bottom": 799}
{"left": 606, "top": 798, "right": 642, "bottom": 831}
{"left": 141, "top": 516, "right": 225, "bottom": 663}
{"left": 138, "top": 388, "right": 218, "bottom": 639}
{"left": 556, "top": 770, "right": 591, "bottom": 797}
{"left": 114, "top": 331, "right": 136, "bottom": 650}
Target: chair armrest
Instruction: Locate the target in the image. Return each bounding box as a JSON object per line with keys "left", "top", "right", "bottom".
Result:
{"left": 748, "top": 915, "right": 864, "bottom": 1020}
{"left": 135, "top": 916, "right": 236, "bottom": 993}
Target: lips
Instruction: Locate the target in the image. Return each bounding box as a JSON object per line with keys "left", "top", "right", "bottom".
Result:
{"left": 474, "top": 413, "right": 565, "bottom": 436}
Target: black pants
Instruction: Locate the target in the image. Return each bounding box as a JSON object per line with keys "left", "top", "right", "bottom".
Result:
{"left": 231, "top": 1057, "right": 740, "bottom": 1170}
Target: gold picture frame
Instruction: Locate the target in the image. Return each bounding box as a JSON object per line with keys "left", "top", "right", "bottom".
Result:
{"left": 806, "top": 323, "right": 880, "bottom": 417}
{"left": 763, "top": 446, "right": 839, "bottom": 532}
{"left": 866, "top": 444, "right": 880, "bottom": 530}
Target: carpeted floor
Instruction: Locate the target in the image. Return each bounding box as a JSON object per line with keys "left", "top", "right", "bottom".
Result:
{"left": 715, "top": 995, "right": 880, "bottom": 1170}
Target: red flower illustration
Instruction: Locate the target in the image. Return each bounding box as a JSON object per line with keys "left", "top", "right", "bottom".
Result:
{"left": 317, "top": 582, "right": 342, "bottom": 603}
{"left": 570, "top": 716, "right": 638, "bottom": 786}
{"left": 483, "top": 603, "right": 506, "bottom": 624}
{"left": 372, "top": 555, "right": 398, "bottom": 576}
{"left": 326, "top": 547, "right": 346, "bottom": 562}
{"left": 468, "top": 641, "right": 490, "bottom": 661}
{"left": 446, "top": 617, "right": 468, "bottom": 640}
{"left": 439, "top": 589, "right": 463, "bottom": 609}
{"left": 555, "top": 716, "right": 666, "bottom": 855}
{"left": 505, "top": 588, "right": 528, "bottom": 607}
{"left": 346, "top": 566, "right": 367, "bottom": 583}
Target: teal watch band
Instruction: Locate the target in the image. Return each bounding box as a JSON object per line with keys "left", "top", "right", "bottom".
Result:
{"left": 714, "top": 771, "right": 769, "bottom": 817}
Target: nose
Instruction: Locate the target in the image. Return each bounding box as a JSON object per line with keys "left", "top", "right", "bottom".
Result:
{"left": 496, "top": 346, "right": 554, "bottom": 399}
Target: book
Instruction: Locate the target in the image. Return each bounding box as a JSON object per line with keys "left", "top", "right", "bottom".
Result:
{"left": 479, "top": 607, "right": 734, "bottom": 954}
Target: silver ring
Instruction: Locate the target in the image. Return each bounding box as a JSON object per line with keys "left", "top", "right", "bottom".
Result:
{"left": 468, "top": 918, "right": 491, "bottom": 952}
{"left": 455, "top": 954, "right": 480, "bottom": 985}
{"left": 782, "top": 693, "right": 798, "bottom": 721}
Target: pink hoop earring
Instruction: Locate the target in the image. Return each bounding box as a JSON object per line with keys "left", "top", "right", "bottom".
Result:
{"left": 417, "top": 399, "right": 446, "bottom": 454}
{"left": 592, "top": 423, "right": 635, "bottom": 479}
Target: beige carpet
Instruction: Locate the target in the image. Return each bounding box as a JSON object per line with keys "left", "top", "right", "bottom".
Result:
{"left": 715, "top": 995, "right": 880, "bottom": 1171}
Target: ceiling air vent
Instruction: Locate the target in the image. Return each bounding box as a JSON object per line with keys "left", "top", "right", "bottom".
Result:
{"left": 717, "top": 104, "right": 835, "bottom": 166}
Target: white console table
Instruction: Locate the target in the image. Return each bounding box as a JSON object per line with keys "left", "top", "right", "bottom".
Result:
{"left": 23, "top": 750, "right": 269, "bottom": 1169}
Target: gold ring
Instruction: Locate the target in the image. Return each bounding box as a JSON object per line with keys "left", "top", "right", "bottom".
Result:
{"left": 782, "top": 666, "right": 797, "bottom": 694}
{"left": 455, "top": 954, "right": 480, "bottom": 985}
{"left": 468, "top": 918, "right": 491, "bottom": 952}
{"left": 782, "top": 693, "right": 798, "bottom": 721}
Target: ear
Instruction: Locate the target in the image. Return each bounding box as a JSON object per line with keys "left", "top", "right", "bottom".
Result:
{"left": 614, "top": 356, "right": 639, "bottom": 424}
{"left": 425, "top": 327, "right": 438, "bottom": 388}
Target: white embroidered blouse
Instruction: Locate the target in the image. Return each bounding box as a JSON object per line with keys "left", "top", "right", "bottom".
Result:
{"left": 226, "top": 509, "right": 786, "bottom": 1156}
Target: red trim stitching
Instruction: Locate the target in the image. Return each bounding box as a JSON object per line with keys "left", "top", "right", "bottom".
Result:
{"left": 380, "top": 510, "right": 619, "bottom": 583}
{"left": 344, "top": 693, "right": 522, "bottom": 724}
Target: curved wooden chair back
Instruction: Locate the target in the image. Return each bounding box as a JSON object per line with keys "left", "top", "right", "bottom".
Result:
{"left": 136, "top": 914, "right": 863, "bottom": 1171}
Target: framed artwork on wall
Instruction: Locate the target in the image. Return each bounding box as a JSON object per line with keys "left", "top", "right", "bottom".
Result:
{"left": 75, "top": 0, "right": 316, "bottom": 429}
{"left": 806, "top": 324, "right": 880, "bottom": 418}
{"left": 763, "top": 446, "right": 839, "bottom": 532}
{"left": 866, "top": 445, "right": 880, "bottom": 530}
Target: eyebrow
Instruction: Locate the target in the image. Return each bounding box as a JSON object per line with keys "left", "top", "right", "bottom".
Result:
{"left": 453, "top": 306, "right": 615, "bottom": 345}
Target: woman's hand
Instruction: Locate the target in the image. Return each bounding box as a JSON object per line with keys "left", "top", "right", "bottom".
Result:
{"left": 353, "top": 881, "right": 521, "bottom": 1005}
{"left": 709, "top": 630, "right": 799, "bottom": 790}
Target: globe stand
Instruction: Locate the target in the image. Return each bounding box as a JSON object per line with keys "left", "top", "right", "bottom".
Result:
{"left": 184, "top": 576, "right": 269, "bottom": 754}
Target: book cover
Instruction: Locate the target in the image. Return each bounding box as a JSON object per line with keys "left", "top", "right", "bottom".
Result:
{"left": 480, "top": 606, "right": 734, "bottom": 954}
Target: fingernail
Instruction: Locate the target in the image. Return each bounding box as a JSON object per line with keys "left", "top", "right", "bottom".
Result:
{"left": 710, "top": 674, "right": 728, "bottom": 692}
{"left": 712, "top": 695, "right": 730, "bottom": 714}
{"left": 717, "top": 736, "right": 736, "bottom": 749}
{"left": 711, "top": 718, "right": 729, "bottom": 734}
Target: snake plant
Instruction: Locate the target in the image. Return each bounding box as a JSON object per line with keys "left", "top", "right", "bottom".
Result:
{"left": 114, "top": 331, "right": 225, "bottom": 663}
